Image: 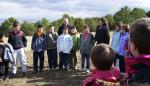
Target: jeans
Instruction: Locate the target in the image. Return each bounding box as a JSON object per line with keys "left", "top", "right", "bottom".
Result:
{"left": 81, "top": 53, "right": 90, "bottom": 69}
{"left": 59, "top": 52, "right": 69, "bottom": 69}
{"left": 47, "top": 49, "right": 58, "bottom": 69}
{"left": 33, "top": 51, "right": 44, "bottom": 72}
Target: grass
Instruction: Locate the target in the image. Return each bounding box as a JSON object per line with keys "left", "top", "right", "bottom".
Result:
{"left": 0, "top": 32, "right": 113, "bottom": 86}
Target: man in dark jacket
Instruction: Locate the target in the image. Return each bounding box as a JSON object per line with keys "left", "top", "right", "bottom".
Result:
{"left": 8, "top": 21, "right": 27, "bottom": 77}
{"left": 58, "top": 17, "right": 72, "bottom": 35}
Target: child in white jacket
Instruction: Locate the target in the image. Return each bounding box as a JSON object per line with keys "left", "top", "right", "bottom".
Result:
{"left": 57, "top": 27, "right": 73, "bottom": 70}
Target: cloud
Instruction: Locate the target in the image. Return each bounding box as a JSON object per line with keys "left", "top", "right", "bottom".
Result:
{"left": 0, "top": 0, "right": 149, "bottom": 23}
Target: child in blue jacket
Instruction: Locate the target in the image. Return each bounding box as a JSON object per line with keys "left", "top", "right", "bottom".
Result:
{"left": 31, "top": 24, "right": 46, "bottom": 73}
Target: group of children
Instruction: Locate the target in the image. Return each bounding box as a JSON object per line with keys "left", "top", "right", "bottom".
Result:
{"left": 0, "top": 18, "right": 150, "bottom": 86}
{"left": 31, "top": 24, "right": 95, "bottom": 73}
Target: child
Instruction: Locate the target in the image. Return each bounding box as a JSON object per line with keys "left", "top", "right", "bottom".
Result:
{"left": 57, "top": 27, "right": 73, "bottom": 70}
{"left": 126, "top": 18, "right": 150, "bottom": 85}
{"left": 83, "top": 44, "right": 121, "bottom": 86}
{"left": 80, "top": 25, "right": 95, "bottom": 70}
{"left": 69, "top": 26, "right": 80, "bottom": 70}
{"left": 31, "top": 24, "right": 46, "bottom": 73}
{"left": 111, "top": 22, "right": 122, "bottom": 54}
{"left": 117, "top": 24, "right": 129, "bottom": 73}
{"left": 0, "top": 33, "right": 14, "bottom": 80}
{"left": 46, "top": 25, "right": 58, "bottom": 70}
{"left": 8, "top": 21, "right": 27, "bottom": 77}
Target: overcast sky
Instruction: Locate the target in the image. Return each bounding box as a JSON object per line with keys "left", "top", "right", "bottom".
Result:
{"left": 0, "top": 0, "right": 149, "bottom": 23}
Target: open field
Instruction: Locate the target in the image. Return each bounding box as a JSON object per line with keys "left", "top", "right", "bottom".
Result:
{"left": 0, "top": 32, "right": 113, "bottom": 86}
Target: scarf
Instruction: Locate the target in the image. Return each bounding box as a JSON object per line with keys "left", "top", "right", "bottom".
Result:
{"left": 125, "top": 54, "right": 150, "bottom": 76}
{"left": 83, "top": 32, "right": 89, "bottom": 41}
{"left": 37, "top": 31, "right": 43, "bottom": 37}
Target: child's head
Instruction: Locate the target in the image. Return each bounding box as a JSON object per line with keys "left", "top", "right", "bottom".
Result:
{"left": 91, "top": 44, "right": 116, "bottom": 70}
{"left": 13, "top": 21, "right": 20, "bottom": 31}
{"left": 121, "top": 24, "right": 129, "bottom": 33}
{"left": 115, "top": 22, "right": 123, "bottom": 31}
{"left": 37, "top": 24, "right": 43, "bottom": 33}
{"left": 71, "top": 26, "right": 77, "bottom": 34}
{"left": 48, "top": 25, "right": 54, "bottom": 33}
{"left": 129, "top": 18, "right": 150, "bottom": 56}
{"left": 0, "top": 33, "right": 4, "bottom": 43}
{"left": 83, "top": 25, "right": 90, "bottom": 33}
{"left": 63, "top": 26, "right": 69, "bottom": 34}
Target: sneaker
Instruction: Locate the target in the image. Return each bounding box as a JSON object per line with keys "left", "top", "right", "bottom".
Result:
{"left": 10, "top": 73, "right": 16, "bottom": 78}
{"left": 3, "top": 75, "right": 9, "bottom": 80}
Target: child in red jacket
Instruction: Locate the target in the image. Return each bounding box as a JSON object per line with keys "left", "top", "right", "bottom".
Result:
{"left": 83, "top": 44, "right": 121, "bottom": 86}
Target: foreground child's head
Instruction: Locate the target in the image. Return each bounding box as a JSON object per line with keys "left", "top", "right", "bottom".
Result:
{"left": 129, "top": 18, "right": 150, "bottom": 56}
{"left": 91, "top": 44, "right": 116, "bottom": 70}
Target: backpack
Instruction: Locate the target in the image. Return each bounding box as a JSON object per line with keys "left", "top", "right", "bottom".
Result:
{"left": 3, "top": 43, "right": 14, "bottom": 63}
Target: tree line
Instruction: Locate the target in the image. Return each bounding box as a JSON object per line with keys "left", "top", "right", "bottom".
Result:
{"left": 0, "top": 6, "right": 150, "bottom": 36}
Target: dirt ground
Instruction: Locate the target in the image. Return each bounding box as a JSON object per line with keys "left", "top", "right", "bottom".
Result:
{"left": 0, "top": 32, "right": 113, "bottom": 86}
{"left": 0, "top": 36, "right": 89, "bottom": 86}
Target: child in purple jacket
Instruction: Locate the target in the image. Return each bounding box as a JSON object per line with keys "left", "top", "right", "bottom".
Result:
{"left": 117, "top": 24, "right": 129, "bottom": 73}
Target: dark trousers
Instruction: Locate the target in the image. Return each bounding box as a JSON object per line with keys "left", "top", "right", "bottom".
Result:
{"left": 0, "top": 61, "right": 9, "bottom": 76}
{"left": 47, "top": 49, "right": 58, "bottom": 69}
{"left": 69, "top": 49, "right": 77, "bottom": 69}
{"left": 59, "top": 52, "right": 69, "bottom": 69}
{"left": 33, "top": 51, "right": 44, "bottom": 72}
{"left": 115, "top": 54, "right": 125, "bottom": 73}
{"left": 81, "top": 53, "right": 90, "bottom": 69}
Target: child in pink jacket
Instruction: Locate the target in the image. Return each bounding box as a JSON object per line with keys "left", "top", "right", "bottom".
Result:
{"left": 83, "top": 44, "right": 121, "bottom": 86}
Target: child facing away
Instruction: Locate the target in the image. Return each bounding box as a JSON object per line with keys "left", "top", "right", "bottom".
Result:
{"left": 126, "top": 18, "right": 150, "bottom": 85}
{"left": 0, "top": 33, "right": 14, "bottom": 80}
{"left": 31, "top": 24, "right": 46, "bottom": 73}
{"left": 46, "top": 25, "right": 58, "bottom": 70}
{"left": 68, "top": 26, "right": 80, "bottom": 70}
{"left": 83, "top": 44, "right": 121, "bottom": 86}
{"left": 57, "top": 27, "right": 73, "bottom": 70}
{"left": 80, "top": 25, "right": 95, "bottom": 70}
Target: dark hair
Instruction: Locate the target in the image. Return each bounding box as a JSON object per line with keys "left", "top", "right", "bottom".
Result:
{"left": 37, "top": 24, "right": 43, "bottom": 28}
{"left": 100, "top": 18, "right": 107, "bottom": 26}
{"left": 71, "top": 26, "right": 76, "bottom": 29}
{"left": 91, "top": 44, "right": 116, "bottom": 70}
{"left": 13, "top": 21, "right": 19, "bottom": 27}
{"left": 130, "top": 18, "right": 150, "bottom": 54}
{"left": 83, "top": 25, "right": 90, "bottom": 30}
{"left": 122, "top": 24, "right": 129, "bottom": 32}
{"left": 49, "top": 25, "right": 53, "bottom": 28}
{"left": 116, "top": 22, "right": 123, "bottom": 27}
{"left": 0, "top": 33, "right": 4, "bottom": 39}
